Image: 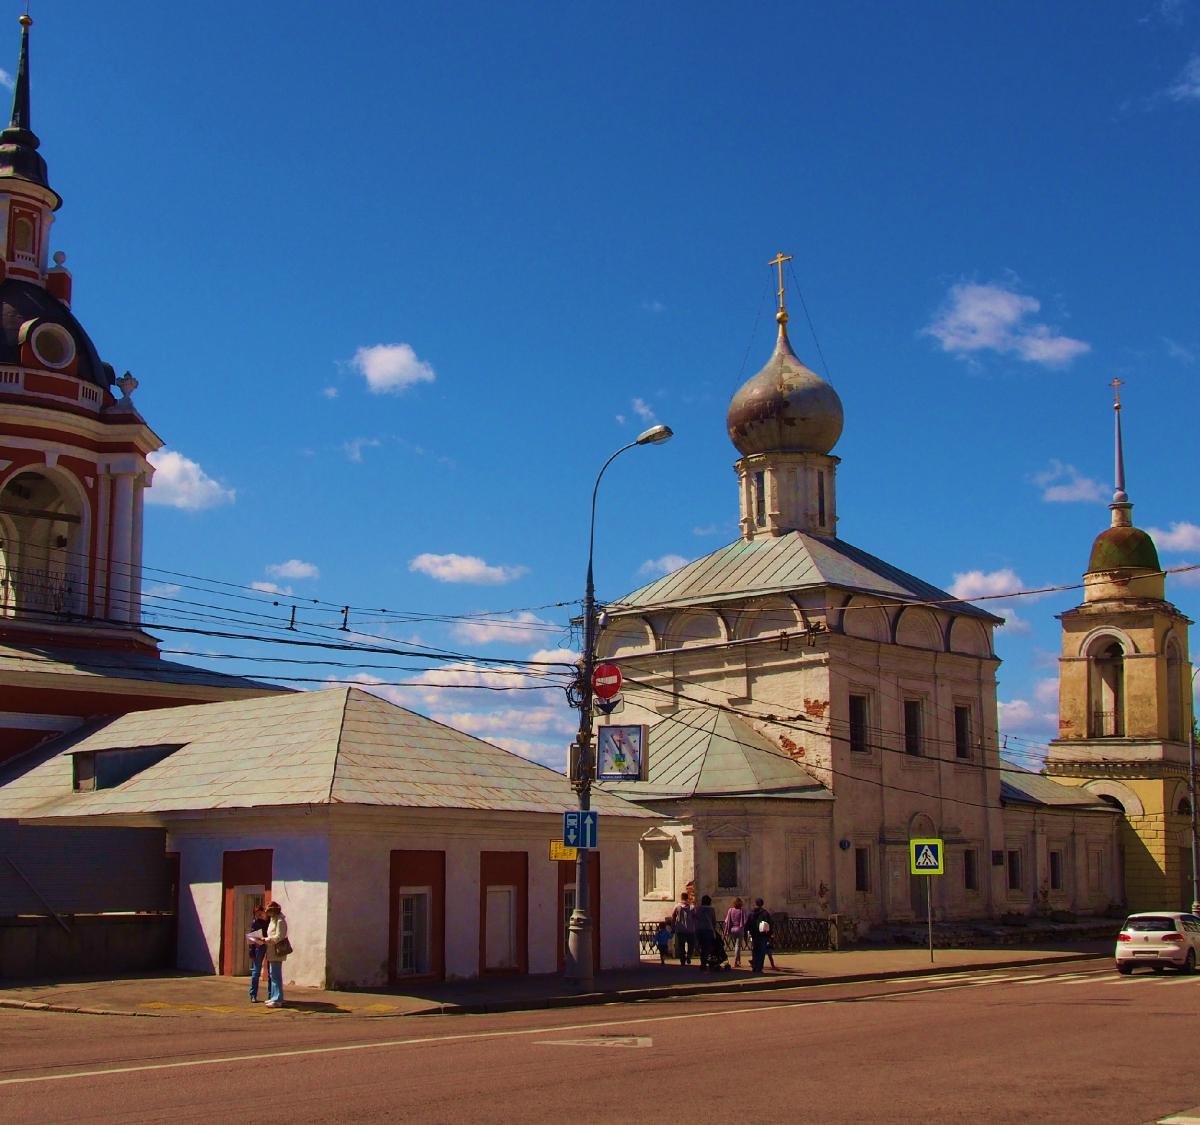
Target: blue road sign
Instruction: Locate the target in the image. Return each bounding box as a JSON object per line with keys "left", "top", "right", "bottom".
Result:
{"left": 563, "top": 810, "right": 599, "bottom": 849}
{"left": 909, "top": 838, "right": 944, "bottom": 875}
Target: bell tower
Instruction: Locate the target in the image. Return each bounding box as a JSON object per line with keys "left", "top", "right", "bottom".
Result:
{"left": 0, "top": 15, "right": 161, "bottom": 650}
{"left": 1045, "top": 383, "right": 1195, "bottom": 911}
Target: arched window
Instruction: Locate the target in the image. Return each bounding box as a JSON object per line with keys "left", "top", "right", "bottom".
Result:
{"left": 1089, "top": 640, "right": 1125, "bottom": 737}
{"left": 1178, "top": 796, "right": 1193, "bottom": 817}
{"left": 0, "top": 470, "right": 82, "bottom": 617}
{"left": 13, "top": 214, "right": 34, "bottom": 254}
{"left": 1166, "top": 640, "right": 1183, "bottom": 742}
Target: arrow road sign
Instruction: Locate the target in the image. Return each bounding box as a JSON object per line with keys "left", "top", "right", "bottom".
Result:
{"left": 563, "top": 810, "right": 599, "bottom": 849}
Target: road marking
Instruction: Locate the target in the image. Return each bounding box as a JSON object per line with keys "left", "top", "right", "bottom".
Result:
{"left": 537, "top": 1036, "right": 652, "bottom": 1048}
{"left": 1158, "top": 1109, "right": 1200, "bottom": 1124}
{"left": 0, "top": 967, "right": 1107, "bottom": 1088}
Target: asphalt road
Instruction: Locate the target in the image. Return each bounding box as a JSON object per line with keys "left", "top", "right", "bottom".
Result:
{"left": 2, "top": 958, "right": 1198, "bottom": 1123}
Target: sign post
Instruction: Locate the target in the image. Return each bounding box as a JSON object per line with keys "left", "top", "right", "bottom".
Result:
{"left": 909, "top": 838, "right": 943, "bottom": 964}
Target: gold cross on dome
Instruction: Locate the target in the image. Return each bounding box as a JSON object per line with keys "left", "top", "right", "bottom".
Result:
{"left": 768, "top": 251, "right": 793, "bottom": 314}
{"left": 1110, "top": 376, "right": 1124, "bottom": 406}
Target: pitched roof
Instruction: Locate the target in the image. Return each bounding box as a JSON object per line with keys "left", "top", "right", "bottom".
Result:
{"left": 609, "top": 531, "right": 1001, "bottom": 622}
{"left": 0, "top": 640, "right": 283, "bottom": 694}
{"left": 999, "top": 760, "right": 1118, "bottom": 810}
{"left": 602, "top": 706, "right": 831, "bottom": 802}
{"left": 0, "top": 687, "right": 656, "bottom": 822}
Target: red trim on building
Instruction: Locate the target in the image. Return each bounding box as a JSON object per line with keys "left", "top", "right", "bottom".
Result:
{"left": 388, "top": 849, "right": 446, "bottom": 983}
{"left": 219, "top": 849, "right": 272, "bottom": 976}
{"left": 479, "top": 851, "right": 528, "bottom": 976}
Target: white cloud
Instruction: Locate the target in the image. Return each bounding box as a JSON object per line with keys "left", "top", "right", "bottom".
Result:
{"left": 251, "top": 580, "right": 293, "bottom": 596}
{"left": 409, "top": 553, "right": 529, "bottom": 585}
{"left": 692, "top": 524, "right": 720, "bottom": 536}
{"left": 1170, "top": 562, "right": 1200, "bottom": 587}
{"left": 1146, "top": 521, "right": 1200, "bottom": 552}
{"left": 343, "top": 437, "right": 381, "bottom": 463}
{"left": 638, "top": 554, "right": 689, "bottom": 577}
{"left": 142, "top": 582, "right": 181, "bottom": 600}
{"left": 0, "top": 69, "right": 11, "bottom": 91}
{"left": 949, "top": 567, "right": 1038, "bottom": 631}
{"left": 266, "top": 559, "right": 320, "bottom": 580}
{"left": 1034, "top": 677, "right": 1060, "bottom": 708}
{"left": 1032, "top": 460, "right": 1108, "bottom": 503}
{"left": 641, "top": 300, "right": 666, "bottom": 314}
{"left": 322, "top": 386, "right": 339, "bottom": 399}
{"left": 351, "top": 343, "right": 436, "bottom": 394}
{"left": 1167, "top": 54, "right": 1200, "bottom": 102}
{"left": 451, "top": 611, "right": 555, "bottom": 645}
{"left": 632, "top": 397, "right": 657, "bottom": 423}
{"left": 1163, "top": 337, "right": 1196, "bottom": 364}
{"left": 998, "top": 698, "right": 1057, "bottom": 735}
{"left": 146, "top": 449, "right": 235, "bottom": 510}
{"left": 923, "top": 282, "right": 1090, "bottom": 368}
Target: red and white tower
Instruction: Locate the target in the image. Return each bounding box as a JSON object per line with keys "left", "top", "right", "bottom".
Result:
{"left": 0, "top": 17, "right": 276, "bottom": 765}
{"left": 0, "top": 14, "right": 160, "bottom": 647}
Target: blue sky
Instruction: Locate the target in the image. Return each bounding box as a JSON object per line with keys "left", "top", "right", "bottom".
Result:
{"left": 17, "top": 2, "right": 1200, "bottom": 767}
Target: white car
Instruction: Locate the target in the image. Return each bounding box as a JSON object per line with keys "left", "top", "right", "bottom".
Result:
{"left": 1115, "top": 912, "right": 1200, "bottom": 974}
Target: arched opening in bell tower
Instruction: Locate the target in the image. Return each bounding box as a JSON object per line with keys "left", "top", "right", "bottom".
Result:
{"left": 0, "top": 469, "right": 84, "bottom": 618}
{"left": 1166, "top": 639, "right": 1184, "bottom": 742}
{"left": 1088, "top": 638, "right": 1125, "bottom": 738}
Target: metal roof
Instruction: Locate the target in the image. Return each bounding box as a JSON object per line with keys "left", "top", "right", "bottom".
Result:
{"left": 602, "top": 705, "right": 831, "bottom": 802}
{"left": 999, "top": 760, "right": 1117, "bottom": 810}
{"left": 0, "top": 687, "right": 656, "bottom": 822}
{"left": 0, "top": 641, "right": 284, "bottom": 694}
{"left": 608, "top": 531, "right": 1001, "bottom": 622}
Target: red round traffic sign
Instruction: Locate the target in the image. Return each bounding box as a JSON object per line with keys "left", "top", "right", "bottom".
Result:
{"left": 592, "top": 662, "right": 622, "bottom": 701}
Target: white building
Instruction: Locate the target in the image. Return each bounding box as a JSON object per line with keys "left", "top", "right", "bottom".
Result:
{"left": 1, "top": 687, "right": 655, "bottom": 986}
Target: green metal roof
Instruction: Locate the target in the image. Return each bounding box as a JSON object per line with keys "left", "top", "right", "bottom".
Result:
{"left": 602, "top": 705, "right": 831, "bottom": 802}
{"left": 610, "top": 531, "right": 1001, "bottom": 622}
{"left": 1087, "top": 525, "right": 1161, "bottom": 574}
{"left": 999, "top": 760, "right": 1117, "bottom": 810}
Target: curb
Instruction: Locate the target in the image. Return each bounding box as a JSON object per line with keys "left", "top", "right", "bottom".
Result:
{"left": 0, "top": 950, "right": 1110, "bottom": 1020}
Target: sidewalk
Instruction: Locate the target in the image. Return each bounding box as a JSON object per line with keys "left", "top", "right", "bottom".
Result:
{"left": 0, "top": 941, "right": 1113, "bottom": 1020}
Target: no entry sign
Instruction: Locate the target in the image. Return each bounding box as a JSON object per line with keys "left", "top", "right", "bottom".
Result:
{"left": 592, "top": 663, "right": 622, "bottom": 700}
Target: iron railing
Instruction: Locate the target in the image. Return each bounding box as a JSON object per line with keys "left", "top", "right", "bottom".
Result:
{"left": 640, "top": 913, "right": 852, "bottom": 956}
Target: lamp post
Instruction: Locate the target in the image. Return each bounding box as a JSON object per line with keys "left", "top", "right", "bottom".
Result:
{"left": 1190, "top": 667, "right": 1199, "bottom": 914}
{"left": 565, "top": 422, "right": 673, "bottom": 991}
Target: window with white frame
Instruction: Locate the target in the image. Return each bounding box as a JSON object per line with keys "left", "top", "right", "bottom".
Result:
{"left": 395, "top": 888, "right": 431, "bottom": 976}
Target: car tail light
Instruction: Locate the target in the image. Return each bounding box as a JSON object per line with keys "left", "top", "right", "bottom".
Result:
{"left": 1162, "top": 933, "right": 1185, "bottom": 942}
{"left": 1118, "top": 933, "right": 1132, "bottom": 942}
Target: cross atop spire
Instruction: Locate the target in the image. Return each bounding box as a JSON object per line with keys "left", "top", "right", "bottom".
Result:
{"left": 0, "top": 12, "right": 56, "bottom": 200}
{"left": 768, "top": 251, "right": 793, "bottom": 328}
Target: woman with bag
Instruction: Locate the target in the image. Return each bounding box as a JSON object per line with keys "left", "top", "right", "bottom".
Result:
{"left": 723, "top": 897, "right": 747, "bottom": 968}
{"left": 263, "top": 901, "right": 291, "bottom": 1008}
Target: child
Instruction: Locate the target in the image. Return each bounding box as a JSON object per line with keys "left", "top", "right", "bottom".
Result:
{"left": 654, "top": 919, "right": 672, "bottom": 964}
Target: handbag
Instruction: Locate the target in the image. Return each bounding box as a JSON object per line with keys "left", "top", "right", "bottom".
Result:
{"left": 274, "top": 936, "right": 294, "bottom": 957}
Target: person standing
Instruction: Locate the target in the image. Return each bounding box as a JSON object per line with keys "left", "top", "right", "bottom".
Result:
{"left": 671, "top": 892, "right": 695, "bottom": 966}
{"left": 263, "top": 901, "right": 290, "bottom": 1008}
{"left": 694, "top": 894, "right": 718, "bottom": 970}
{"left": 247, "top": 904, "right": 268, "bottom": 1003}
{"left": 723, "top": 897, "right": 747, "bottom": 968}
{"left": 746, "top": 897, "right": 771, "bottom": 973}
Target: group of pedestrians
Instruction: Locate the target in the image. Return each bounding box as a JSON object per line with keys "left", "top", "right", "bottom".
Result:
{"left": 246, "top": 901, "right": 291, "bottom": 1007}
{"left": 655, "top": 892, "right": 778, "bottom": 973}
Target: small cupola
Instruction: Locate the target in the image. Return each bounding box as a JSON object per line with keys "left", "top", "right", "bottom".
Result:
{"left": 728, "top": 253, "right": 844, "bottom": 541}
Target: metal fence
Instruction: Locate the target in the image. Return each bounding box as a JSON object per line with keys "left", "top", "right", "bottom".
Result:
{"left": 640, "top": 913, "right": 852, "bottom": 956}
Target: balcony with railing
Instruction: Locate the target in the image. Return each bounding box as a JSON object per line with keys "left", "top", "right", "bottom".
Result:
{"left": 0, "top": 567, "right": 78, "bottom": 617}
{"left": 1089, "top": 709, "right": 1124, "bottom": 738}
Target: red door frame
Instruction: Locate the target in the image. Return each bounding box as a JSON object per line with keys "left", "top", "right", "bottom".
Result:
{"left": 388, "top": 850, "right": 446, "bottom": 983}
{"left": 219, "top": 849, "right": 272, "bottom": 975}
{"left": 479, "top": 851, "right": 528, "bottom": 975}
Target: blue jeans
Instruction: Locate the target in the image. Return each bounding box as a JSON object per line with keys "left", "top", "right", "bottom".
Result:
{"left": 248, "top": 944, "right": 266, "bottom": 1000}
{"left": 267, "top": 960, "right": 284, "bottom": 1004}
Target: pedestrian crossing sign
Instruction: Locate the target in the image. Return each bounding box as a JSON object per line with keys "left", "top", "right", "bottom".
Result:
{"left": 909, "top": 838, "right": 944, "bottom": 875}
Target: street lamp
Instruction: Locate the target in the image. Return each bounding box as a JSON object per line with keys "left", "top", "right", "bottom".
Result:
{"left": 565, "top": 422, "right": 673, "bottom": 991}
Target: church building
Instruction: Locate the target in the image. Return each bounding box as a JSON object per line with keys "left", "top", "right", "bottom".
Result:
{"left": 601, "top": 256, "right": 1124, "bottom": 931}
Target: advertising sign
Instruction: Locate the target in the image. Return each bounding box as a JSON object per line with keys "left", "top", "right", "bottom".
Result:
{"left": 595, "top": 724, "right": 648, "bottom": 781}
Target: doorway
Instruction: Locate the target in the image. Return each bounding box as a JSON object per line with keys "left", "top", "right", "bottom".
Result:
{"left": 220, "top": 849, "right": 271, "bottom": 975}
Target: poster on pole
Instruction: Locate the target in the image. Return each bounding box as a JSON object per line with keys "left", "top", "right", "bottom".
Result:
{"left": 595, "top": 724, "right": 648, "bottom": 781}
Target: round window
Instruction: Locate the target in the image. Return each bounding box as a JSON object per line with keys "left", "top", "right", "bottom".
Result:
{"left": 30, "top": 323, "right": 76, "bottom": 370}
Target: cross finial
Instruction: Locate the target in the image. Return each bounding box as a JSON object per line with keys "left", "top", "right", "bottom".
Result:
{"left": 1110, "top": 376, "right": 1123, "bottom": 408}
{"left": 768, "top": 251, "right": 793, "bottom": 326}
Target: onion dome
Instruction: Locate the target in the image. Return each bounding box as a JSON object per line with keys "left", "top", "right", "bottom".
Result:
{"left": 727, "top": 310, "right": 844, "bottom": 457}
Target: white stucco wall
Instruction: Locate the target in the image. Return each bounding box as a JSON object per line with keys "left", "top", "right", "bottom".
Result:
{"left": 167, "top": 818, "right": 330, "bottom": 988}
{"left": 325, "top": 807, "right": 647, "bottom": 987}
